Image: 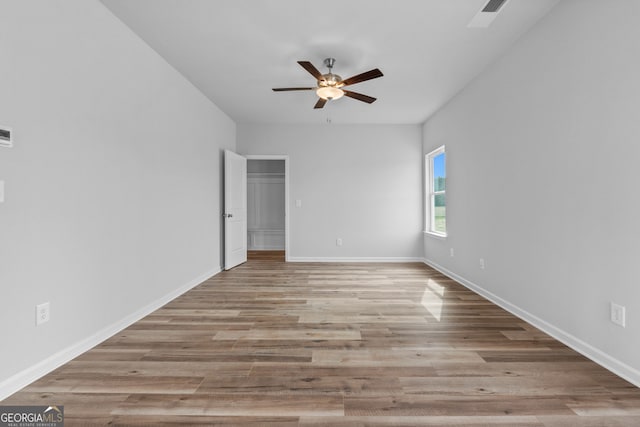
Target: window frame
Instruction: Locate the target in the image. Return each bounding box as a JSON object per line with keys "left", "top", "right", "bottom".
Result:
{"left": 425, "top": 145, "right": 447, "bottom": 238}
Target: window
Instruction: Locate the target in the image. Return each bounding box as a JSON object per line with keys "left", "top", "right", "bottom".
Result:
{"left": 426, "top": 146, "right": 446, "bottom": 236}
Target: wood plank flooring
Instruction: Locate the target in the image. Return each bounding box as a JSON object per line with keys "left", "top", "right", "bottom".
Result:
{"left": 4, "top": 255, "right": 640, "bottom": 425}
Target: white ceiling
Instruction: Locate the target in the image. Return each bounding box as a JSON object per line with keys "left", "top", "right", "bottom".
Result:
{"left": 100, "top": 0, "right": 559, "bottom": 125}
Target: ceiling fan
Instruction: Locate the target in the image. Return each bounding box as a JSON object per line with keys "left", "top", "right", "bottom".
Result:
{"left": 272, "top": 58, "right": 383, "bottom": 109}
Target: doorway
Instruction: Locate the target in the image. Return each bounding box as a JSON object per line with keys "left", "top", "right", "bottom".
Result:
{"left": 245, "top": 155, "right": 289, "bottom": 261}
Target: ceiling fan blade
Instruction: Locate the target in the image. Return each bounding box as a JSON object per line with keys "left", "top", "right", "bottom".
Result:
{"left": 272, "top": 87, "right": 316, "bottom": 92}
{"left": 343, "top": 90, "right": 377, "bottom": 104}
{"left": 340, "top": 68, "right": 384, "bottom": 87}
{"left": 314, "top": 98, "right": 327, "bottom": 109}
{"left": 298, "top": 61, "right": 323, "bottom": 80}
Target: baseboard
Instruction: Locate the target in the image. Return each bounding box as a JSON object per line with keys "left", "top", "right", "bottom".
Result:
{"left": 288, "top": 257, "right": 425, "bottom": 263}
{"left": 0, "top": 267, "right": 220, "bottom": 401}
{"left": 423, "top": 258, "right": 640, "bottom": 388}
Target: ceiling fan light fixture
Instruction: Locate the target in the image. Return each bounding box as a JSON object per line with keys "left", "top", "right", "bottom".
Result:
{"left": 316, "top": 86, "right": 344, "bottom": 101}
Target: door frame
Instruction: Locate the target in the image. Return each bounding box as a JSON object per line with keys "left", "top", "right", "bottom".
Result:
{"left": 245, "top": 155, "right": 290, "bottom": 262}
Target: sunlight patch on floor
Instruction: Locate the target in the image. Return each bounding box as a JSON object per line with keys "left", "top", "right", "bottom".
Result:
{"left": 421, "top": 279, "right": 446, "bottom": 321}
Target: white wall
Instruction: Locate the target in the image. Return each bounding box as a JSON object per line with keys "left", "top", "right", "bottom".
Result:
{"left": 423, "top": 0, "right": 640, "bottom": 384}
{"left": 238, "top": 124, "right": 423, "bottom": 261}
{"left": 0, "top": 0, "right": 235, "bottom": 397}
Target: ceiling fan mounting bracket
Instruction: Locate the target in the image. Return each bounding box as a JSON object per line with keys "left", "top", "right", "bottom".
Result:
{"left": 323, "top": 57, "right": 336, "bottom": 70}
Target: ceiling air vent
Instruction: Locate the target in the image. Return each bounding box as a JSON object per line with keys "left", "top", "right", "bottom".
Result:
{"left": 482, "top": 0, "right": 508, "bottom": 13}
{"left": 0, "top": 126, "right": 12, "bottom": 148}
{"left": 468, "top": 0, "right": 510, "bottom": 28}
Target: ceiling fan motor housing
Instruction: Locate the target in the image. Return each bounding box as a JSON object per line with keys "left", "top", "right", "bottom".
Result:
{"left": 319, "top": 58, "right": 342, "bottom": 87}
{"left": 319, "top": 73, "right": 342, "bottom": 88}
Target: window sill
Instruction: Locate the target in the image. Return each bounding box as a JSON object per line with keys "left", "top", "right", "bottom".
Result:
{"left": 424, "top": 230, "right": 447, "bottom": 240}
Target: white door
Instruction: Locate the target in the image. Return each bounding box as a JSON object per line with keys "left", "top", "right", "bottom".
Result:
{"left": 224, "top": 150, "right": 247, "bottom": 270}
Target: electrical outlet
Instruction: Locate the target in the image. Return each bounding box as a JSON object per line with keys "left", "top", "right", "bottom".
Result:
{"left": 36, "top": 302, "right": 50, "bottom": 326}
{"left": 479, "top": 258, "right": 485, "bottom": 269}
{"left": 336, "top": 238, "right": 343, "bottom": 247}
{"left": 611, "top": 302, "right": 626, "bottom": 327}
{"left": 450, "top": 248, "right": 454, "bottom": 257}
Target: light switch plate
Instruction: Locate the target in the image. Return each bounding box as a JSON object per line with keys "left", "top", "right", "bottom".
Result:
{"left": 611, "top": 302, "right": 626, "bottom": 327}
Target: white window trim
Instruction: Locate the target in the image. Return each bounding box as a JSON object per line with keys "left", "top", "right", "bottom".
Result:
{"left": 425, "top": 145, "right": 447, "bottom": 238}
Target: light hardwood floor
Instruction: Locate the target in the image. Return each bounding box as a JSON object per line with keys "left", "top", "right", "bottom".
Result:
{"left": 4, "top": 254, "right": 640, "bottom": 425}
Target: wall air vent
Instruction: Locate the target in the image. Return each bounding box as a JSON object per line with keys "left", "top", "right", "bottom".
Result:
{"left": 468, "top": 0, "right": 511, "bottom": 28}
{"left": 0, "top": 126, "right": 12, "bottom": 148}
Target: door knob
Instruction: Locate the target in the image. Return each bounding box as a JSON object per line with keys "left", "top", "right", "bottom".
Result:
{"left": 222, "top": 213, "right": 233, "bottom": 218}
